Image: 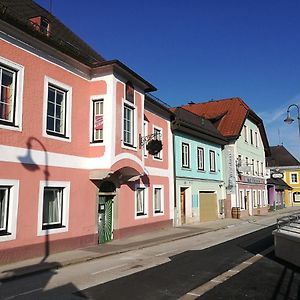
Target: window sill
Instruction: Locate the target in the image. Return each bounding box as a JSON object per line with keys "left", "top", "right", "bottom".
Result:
{"left": 42, "top": 224, "right": 65, "bottom": 230}
{"left": 0, "top": 123, "right": 21, "bottom": 131}
{"left": 181, "top": 167, "right": 191, "bottom": 171}
{"left": 0, "top": 231, "right": 11, "bottom": 237}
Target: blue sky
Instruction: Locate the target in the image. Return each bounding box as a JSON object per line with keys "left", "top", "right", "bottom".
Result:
{"left": 36, "top": 0, "right": 300, "bottom": 159}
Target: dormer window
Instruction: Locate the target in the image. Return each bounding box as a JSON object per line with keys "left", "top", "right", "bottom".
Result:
{"left": 125, "top": 81, "right": 134, "bottom": 104}
{"left": 40, "top": 18, "right": 50, "bottom": 34}
{"left": 29, "top": 16, "right": 50, "bottom": 36}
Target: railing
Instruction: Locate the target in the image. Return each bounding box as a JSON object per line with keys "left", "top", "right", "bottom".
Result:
{"left": 277, "top": 213, "right": 300, "bottom": 234}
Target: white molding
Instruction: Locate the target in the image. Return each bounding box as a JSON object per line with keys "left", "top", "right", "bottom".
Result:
{"left": 37, "top": 180, "right": 70, "bottom": 236}
{"left": 153, "top": 184, "right": 164, "bottom": 216}
{"left": 0, "top": 179, "right": 19, "bottom": 242}
{"left": 134, "top": 184, "right": 149, "bottom": 219}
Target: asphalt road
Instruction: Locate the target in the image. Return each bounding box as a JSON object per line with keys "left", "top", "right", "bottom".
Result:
{"left": 73, "top": 224, "right": 300, "bottom": 300}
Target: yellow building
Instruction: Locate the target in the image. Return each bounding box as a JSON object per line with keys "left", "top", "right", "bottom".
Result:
{"left": 267, "top": 145, "right": 300, "bottom": 207}
{"left": 284, "top": 169, "right": 300, "bottom": 206}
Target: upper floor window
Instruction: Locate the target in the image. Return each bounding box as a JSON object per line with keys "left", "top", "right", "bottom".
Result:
{"left": 260, "top": 162, "right": 264, "bottom": 176}
{"left": 209, "top": 150, "right": 216, "bottom": 172}
{"left": 181, "top": 143, "right": 190, "bottom": 169}
{"left": 143, "top": 120, "right": 148, "bottom": 157}
{"left": 197, "top": 147, "right": 204, "bottom": 171}
{"left": 92, "top": 99, "right": 104, "bottom": 143}
{"left": 252, "top": 159, "right": 255, "bottom": 175}
{"left": 255, "top": 132, "right": 258, "bottom": 147}
{"left": 291, "top": 173, "right": 298, "bottom": 184}
{"left": 250, "top": 129, "right": 254, "bottom": 145}
{"left": 0, "top": 65, "right": 16, "bottom": 126}
{"left": 125, "top": 81, "right": 134, "bottom": 104}
{"left": 123, "top": 104, "right": 134, "bottom": 146}
{"left": 153, "top": 127, "right": 162, "bottom": 160}
{"left": 244, "top": 125, "right": 248, "bottom": 142}
{"left": 40, "top": 18, "right": 50, "bottom": 34}
{"left": 46, "top": 85, "right": 67, "bottom": 137}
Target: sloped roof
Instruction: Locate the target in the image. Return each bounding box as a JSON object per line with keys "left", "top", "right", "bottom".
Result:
{"left": 267, "top": 145, "right": 300, "bottom": 167}
{"left": 181, "top": 98, "right": 249, "bottom": 138}
{"left": 0, "top": 0, "right": 105, "bottom": 66}
{"left": 267, "top": 177, "right": 292, "bottom": 190}
{"left": 171, "top": 107, "right": 227, "bottom": 145}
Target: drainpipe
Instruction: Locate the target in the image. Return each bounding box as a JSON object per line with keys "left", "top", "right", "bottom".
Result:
{"left": 172, "top": 129, "right": 178, "bottom": 227}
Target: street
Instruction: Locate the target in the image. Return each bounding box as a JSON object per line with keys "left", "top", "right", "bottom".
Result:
{"left": 0, "top": 220, "right": 299, "bottom": 299}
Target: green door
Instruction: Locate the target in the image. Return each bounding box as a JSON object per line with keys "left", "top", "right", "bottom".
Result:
{"left": 98, "top": 195, "right": 113, "bottom": 244}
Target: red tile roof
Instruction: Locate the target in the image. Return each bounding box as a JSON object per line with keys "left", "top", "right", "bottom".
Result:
{"left": 181, "top": 97, "right": 249, "bottom": 137}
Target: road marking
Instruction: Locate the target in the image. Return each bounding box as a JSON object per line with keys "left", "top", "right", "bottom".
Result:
{"left": 4, "top": 288, "right": 43, "bottom": 300}
{"left": 155, "top": 249, "right": 178, "bottom": 257}
{"left": 91, "top": 264, "right": 127, "bottom": 275}
{"left": 179, "top": 247, "right": 273, "bottom": 300}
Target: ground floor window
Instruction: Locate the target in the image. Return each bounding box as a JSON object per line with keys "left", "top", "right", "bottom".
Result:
{"left": 239, "top": 190, "right": 245, "bottom": 209}
{"left": 135, "top": 186, "right": 148, "bottom": 217}
{"left": 0, "top": 179, "right": 19, "bottom": 242}
{"left": 153, "top": 186, "right": 164, "bottom": 215}
{"left": 293, "top": 192, "right": 300, "bottom": 202}
{"left": 38, "top": 181, "right": 70, "bottom": 235}
{"left": 0, "top": 186, "right": 9, "bottom": 234}
{"left": 252, "top": 190, "right": 257, "bottom": 208}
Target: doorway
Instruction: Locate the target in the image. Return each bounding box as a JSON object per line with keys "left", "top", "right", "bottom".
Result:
{"left": 180, "top": 188, "right": 187, "bottom": 224}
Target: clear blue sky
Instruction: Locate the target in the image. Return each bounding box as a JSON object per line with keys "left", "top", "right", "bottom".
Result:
{"left": 36, "top": 0, "right": 300, "bottom": 159}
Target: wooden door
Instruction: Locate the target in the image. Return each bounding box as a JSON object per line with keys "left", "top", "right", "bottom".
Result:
{"left": 199, "top": 192, "right": 218, "bottom": 222}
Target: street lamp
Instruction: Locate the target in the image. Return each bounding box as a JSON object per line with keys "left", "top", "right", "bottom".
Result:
{"left": 284, "top": 104, "right": 300, "bottom": 141}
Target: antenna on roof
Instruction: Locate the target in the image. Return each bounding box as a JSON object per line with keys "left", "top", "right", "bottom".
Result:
{"left": 49, "top": 0, "right": 53, "bottom": 13}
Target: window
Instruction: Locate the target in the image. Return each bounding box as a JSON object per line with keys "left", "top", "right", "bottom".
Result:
{"left": 245, "top": 157, "right": 249, "bottom": 174}
{"left": 123, "top": 104, "right": 134, "bottom": 146}
{"left": 239, "top": 190, "right": 244, "bottom": 209}
{"left": 244, "top": 125, "right": 248, "bottom": 142}
{"left": 252, "top": 159, "right": 255, "bottom": 175}
{"left": 136, "top": 187, "right": 147, "bottom": 216}
{"left": 261, "top": 162, "right": 264, "bottom": 176}
{"left": 143, "top": 120, "right": 148, "bottom": 157}
{"left": 256, "top": 161, "right": 259, "bottom": 176}
{"left": 0, "top": 65, "right": 16, "bottom": 126}
{"left": 250, "top": 129, "right": 253, "bottom": 145}
{"left": 291, "top": 173, "right": 298, "bottom": 184}
{"left": 92, "top": 99, "right": 104, "bottom": 142}
{"left": 38, "top": 181, "right": 70, "bottom": 235}
{"left": 125, "top": 81, "right": 134, "bottom": 104}
{"left": 153, "top": 127, "right": 162, "bottom": 160}
{"left": 257, "top": 190, "right": 261, "bottom": 207}
{"left": 293, "top": 192, "right": 300, "bottom": 203}
{"left": 209, "top": 150, "right": 216, "bottom": 172}
{"left": 154, "top": 187, "right": 164, "bottom": 214}
{"left": 253, "top": 190, "right": 257, "bottom": 208}
{"left": 255, "top": 132, "right": 258, "bottom": 147}
{"left": 40, "top": 18, "right": 50, "bottom": 34}
{"left": 181, "top": 143, "right": 190, "bottom": 168}
{"left": 46, "top": 85, "right": 67, "bottom": 137}
{"left": 0, "top": 180, "right": 19, "bottom": 242}
{"left": 197, "top": 147, "right": 204, "bottom": 171}
{"left": 0, "top": 187, "right": 9, "bottom": 235}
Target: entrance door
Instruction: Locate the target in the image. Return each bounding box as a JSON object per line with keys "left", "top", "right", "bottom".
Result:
{"left": 199, "top": 192, "right": 218, "bottom": 222}
{"left": 98, "top": 195, "right": 113, "bottom": 244}
{"left": 180, "top": 189, "right": 186, "bottom": 224}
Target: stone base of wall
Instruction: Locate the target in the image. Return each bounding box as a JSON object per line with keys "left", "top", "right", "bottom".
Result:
{"left": 113, "top": 220, "right": 173, "bottom": 239}
{"left": 0, "top": 234, "right": 97, "bottom": 265}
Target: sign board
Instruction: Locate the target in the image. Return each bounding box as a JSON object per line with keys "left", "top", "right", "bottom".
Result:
{"left": 271, "top": 173, "right": 283, "bottom": 179}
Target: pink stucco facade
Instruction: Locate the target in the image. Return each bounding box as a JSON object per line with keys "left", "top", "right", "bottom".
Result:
{"left": 0, "top": 25, "right": 173, "bottom": 264}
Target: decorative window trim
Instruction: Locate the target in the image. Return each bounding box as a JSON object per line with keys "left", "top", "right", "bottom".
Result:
{"left": 43, "top": 76, "right": 72, "bottom": 142}
{"left": 0, "top": 56, "right": 24, "bottom": 131}
{"left": 37, "top": 181, "right": 70, "bottom": 236}
{"left": 121, "top": 99, "right": 137, "bottom": 149}
{"left": 181, "top": 142, "right": 190, "bottom": 169}
{"left": 90, "top": 98, "right": 104, "bottom": 143}
{"left": 152, "top": 125, "right": 163, "bottom": 161}
{"left": 153, "top": 185, "right": 164, "bottom": 216}
{"left": 290, "top": 172, "right": 298, "bottom": 184}
{"left": 0, "top": 179, "right": 19, "bottom": 242}
{"left": 197, "top": 147, "right": 204, "bottom": 171}
{"left": 135, "top": 184, "right": 148, "bottom": 219}
{"left": 209, "top": 150, "right": 216, "bottom": 172}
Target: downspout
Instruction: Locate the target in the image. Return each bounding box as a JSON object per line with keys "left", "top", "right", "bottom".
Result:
{"left": 172, "top": 123, "right": 178, "bottom": 226}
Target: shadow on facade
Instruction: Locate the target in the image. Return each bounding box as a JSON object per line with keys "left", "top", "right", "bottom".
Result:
{"left": 18, "top": 137, "right": 50, "bottom": 263}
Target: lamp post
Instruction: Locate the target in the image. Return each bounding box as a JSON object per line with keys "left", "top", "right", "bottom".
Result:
{"left": 284, "top": 104, "right": 300, "bottom": 141}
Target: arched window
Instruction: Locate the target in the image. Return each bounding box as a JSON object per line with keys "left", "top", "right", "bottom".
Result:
{"left": 125, "top": 81, "right": 134, "bottom": 103}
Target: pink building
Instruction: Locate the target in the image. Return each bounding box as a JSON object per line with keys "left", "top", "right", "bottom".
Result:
{"left": 0, "top": 0, "right": 174, "bottom": 264}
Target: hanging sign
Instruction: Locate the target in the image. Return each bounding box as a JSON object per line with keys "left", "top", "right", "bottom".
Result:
{"left": 146, "top": 139, "right": 163, "bottom": 156}
{"left": 95, "top": 115, "right": 103, "bottom": 130}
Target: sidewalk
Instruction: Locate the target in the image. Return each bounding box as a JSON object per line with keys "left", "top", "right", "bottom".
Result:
{"left": 1, "top": 206, "right": 299, "bottom": 282}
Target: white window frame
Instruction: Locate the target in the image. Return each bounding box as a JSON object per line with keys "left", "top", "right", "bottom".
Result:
{"left": 122, "top": 99, "right": 137, "bottom": 149}
{"left": 255, "top": 132, "right": 258, "bottom": 147}
{"left": 37, "top": 181, "right": 70, "bottom": 236}
{"left": 43, "top": 77, "right": 72, "bottom": 142}
{"left": 209, "top": 150, "right": 216, "bottom": 172}
{"left": 0, "top": 179, "right": 19, "bottom": 242}
{"left": 197, "top": 146, "right": 205, "bottom": 171}
{"left": 244, "top": 125, "right": 248, "bottom": 143}
{"left": 152, "top": 125, "right": 163, "bottom": 160}
{"left": 0, "top": 56, "right": 24, "bottom": 131}
{"left": 153, "top": 185, "right": 164, "bottom": 216}
{"left": 290, "top": 172, "right": 298, "bottom": 184}
{"left": 181, "top": 142, "right": 190, "bottom": 169}
{"left": 239, "top": 189, "right": 245, "bottom": 210}
{"left": 250, "top": 129, "right": 254, "bottom": 145}
{"left": 143, "top": 120, "right": 148, "bottom": 157}
{"left": 257, "top": 190, "right": 261, "bottom": 207}
{"left": 252, "top": 190, "right": 257, "bottom": 208}
{"left": 91, "top": 98, "right": 104, "bottom": 143}
{"left": 135, "top": 184, "right": 148, "bottom": 219}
